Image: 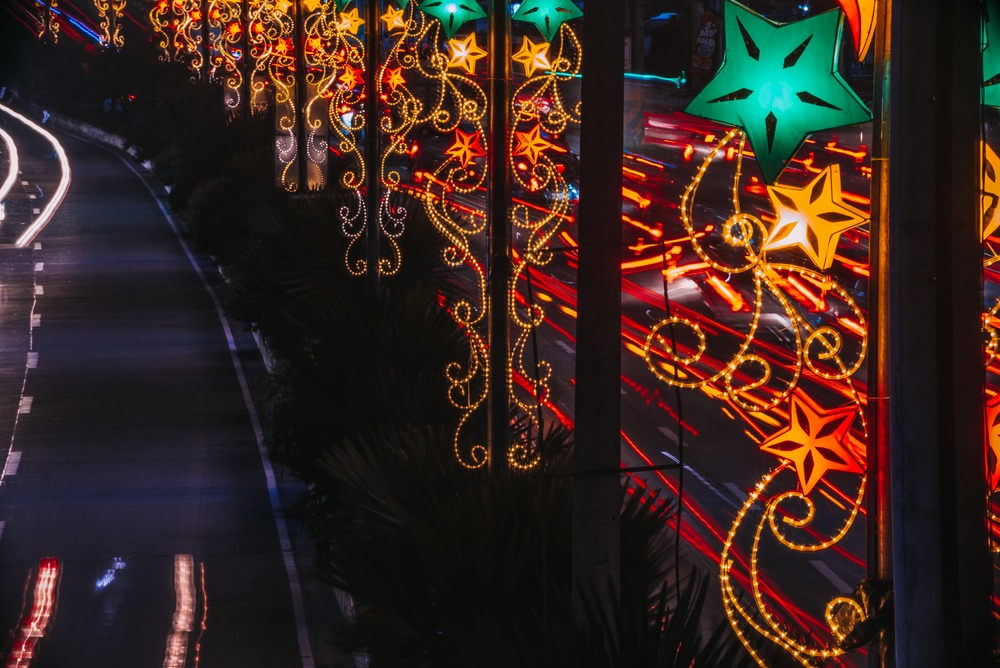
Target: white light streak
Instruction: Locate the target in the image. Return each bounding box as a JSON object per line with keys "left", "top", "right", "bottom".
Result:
{"left": 0, "top": 105, "right": 72, "bottom": 247}
{"left": 0, "top": 126, "right": 19, "bottom": 222}
{"left": 163, "top": 554, "right": 196, "bottom": 668}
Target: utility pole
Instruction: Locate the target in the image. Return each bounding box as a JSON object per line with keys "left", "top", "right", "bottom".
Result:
{"left": 887, "top": 0, "right": 991, "bottom": 665}
{"left": 487, "top": 0, "right": 511, "bottom": 474}
{"left": 365, "top": 0, "right": 381, "bottom": 294}
{"left": 572, "top": 0, "right": 624, "bottom": 618}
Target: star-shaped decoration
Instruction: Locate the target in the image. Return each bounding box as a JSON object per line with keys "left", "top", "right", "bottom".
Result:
{"left": 381, "top": 5, "right": 407, "bottom": 32}
{"left": 302, "top": 0, "right": 324, "bottom": 12}
{"left": 763, "top": 164, "right": 868, "bottom": 270}
{"left": 987, "top": 393, "right": 1000, "bottom": 491}
{"left": 445, "top": 128, "right": 487, "bottom": 167}
{"left": 275, "top": 0, "right": 293, "bottom": 15}
{"left": 512, "top": 37, "right": 551, "bottom": 77}
{"left": 984, "top": 0, "right": 1000, "bottom": 107}
{"left": 984, "top": 142, "right": 1000, "bottom": 241}
{"left": 447, "top": 33, "right": 488, "bottom": 74}
{"left": 512, "top": 0, "right": 582, "bottom": 42}
{"left": 512, "top": 125, "right": 554, "bottom": 164}
{"left": 417, "top": 0, "right": 486, "bottom": 40}
{"left": 339, "top": 64, "right": 362, "bottom": 89}
{"left": 383, "top": 65, "right": 407, "bottom": 91}
{"left": 760, "top": 390, "right": 864, "bottom": 495}
{"left": 337, "top": 7, "right": 364, "bottom": 35}
{"left": 837, "top": 0, "right": 876, "bottom": 61}
{"left": 685, "top": 2, "right": 871, "bottom": 183}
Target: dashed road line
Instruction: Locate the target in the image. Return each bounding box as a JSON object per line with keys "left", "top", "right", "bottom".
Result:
{"left": 4, "top": 451, "right": 21, "bottom": 475}
{"left": 34, "top": 285, "right": 43, "bottom": 295}
{"left": 32, "top": 208, "right": 40, "bottom": 215}
{"left": 18, "top": 397, "right": 32, "bottom": 414}
{"left": 27, "top": 352, "right": 38, "bottom": 369}
{"left": 30, "top": 314, "right": 40, "bottom": 328}
{"left": 0, "top": 521, "right": 5, "bottom": 541}
{"left": 810, "top": 560, "right": 852, "bottom": 593}
{"left": 34, "top": 262, "right": 43, "bottom": 272}
{"left": 723, "top": 482, "right": 747, "bottom": 503}
{"left": 33, "top": 242, "right": 41, "bottom": 250}
{"left": 660, "top": 448, "right": 739, "bottom": 509}
{"left": 658, "top": 425, "right": 691, "bottom": 445}
{"left": 556, "top": 340, "right": 575, "bottom": 355}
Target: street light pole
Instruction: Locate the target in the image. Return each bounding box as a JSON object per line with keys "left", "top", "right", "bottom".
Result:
{"left": 365, "top": 0, "right": 381, "bottom": 294}
{"left": 487, "top": 0, "right": 511, "bottom": 474}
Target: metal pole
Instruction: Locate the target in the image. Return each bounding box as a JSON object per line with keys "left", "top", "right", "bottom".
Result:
{"left": 202, "top": 0, "right": 211, "bottom": 82}
{"left": 866, "top": 1, "right": 893, "bottom": 665}
{"left": 365, "top": 0, "right": 381, "bottom": 294}
{"left": 888, "top": 0, "right": 991, "bottom": 664}
{"left": 572, "top": 0, "right": 624, "bottom": 617}
{"left": 242, "top": 0, "right": 251, "bottom": 116}
{"left": 487, "top": 0, "right": 511, "bottom": 474}
{"left": 294, "top": 0, "right": 309, "bottom": 190}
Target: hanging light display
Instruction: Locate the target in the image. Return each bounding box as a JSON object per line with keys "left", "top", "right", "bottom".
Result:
{"left": 94, "top": 0, "right": 126, "bottom": 50}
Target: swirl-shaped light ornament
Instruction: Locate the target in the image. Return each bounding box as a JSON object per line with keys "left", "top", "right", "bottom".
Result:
{"left": 95, "top": 0, "right": 126, "bottom": 50}
{"left": 174, "top": 0, "right": 206, "bottom": 76}
{"left": 208, "top": 0, "right": 245, "bottom": 108}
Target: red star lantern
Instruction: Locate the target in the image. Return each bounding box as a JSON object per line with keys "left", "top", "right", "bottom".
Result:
{"left": 444, "top": 129, "right": 486, "bottom": 168}
{"left": 383, "top": 66, "right": 407, "bottom": 91}
{"left": 512, "top": 125, "right": 554, "bottom": 164}
{"left": 760, "top": 390, "right": 864, "bottom": 495}
{"left": 339, "top": 65, "right": 362, "bottom": 90}
{"left": 986, "top": 393, "right": 1000, "bottom": 491}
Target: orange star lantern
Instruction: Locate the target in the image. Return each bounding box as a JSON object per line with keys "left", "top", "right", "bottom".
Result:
{"left": 760, "top": 390, "right": 864, "bottom": 495}
{"left": 763, "top": 164, "right": 868, "bottom": 271}
{"left": 837, "top": 0, "right": 877, "bottom": 61}
{"left": 512, "top": 37, "right": 551, "bottom": 77}
{"left": 512, "top": 125, "right": 554, "bottom": 165}
{"left": 383, "top": 66, "right": 406, "bottom": 91}
{"left": 339, "top": 65, "right": 362, "bottom": 90}
{"left": 983, "top": 141, "right": 1000, "bottom": 241}
{"left": 381, "top": 6, "right": 407, "bottom": 33}
{"left": 445, "top": 129, "right": 487, "bottom": 168}
{"left": 447, "top": 33, "right": 488, "bottom": 75}
{"left": 337, "top": 7, "right": 364, "bottom": 35}
{"left": 986, "top": 393, "right": 1000, "bottom": 491}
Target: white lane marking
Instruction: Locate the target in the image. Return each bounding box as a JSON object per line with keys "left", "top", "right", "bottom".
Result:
{"left": 0, "top": 521, "right": 5, "bottom": 541}
{"left": 20, "top": 180, "right": 28, "bottom": 186}
{"left": 34, "top": 285, "right": 43, "bottom": 295}
{"left": 556, "top": 340, "right": 575, "bottom": 355}
{"left": 28, "top": 194, "right": 36, "bottom": 200}
{"left": 660, "top": 448, "right": 739, "bottom": 509}
{"left": 658, "top": 426, "right": 691, "bottom": 445}
{"left": 30, "top": 314, "right": 40, "bottom": 328}
{"left": 621, "top": 387, "right": 627, "bottom": 395}
{"left": 0, "top": 127, "right": 19, "bottom": 205}
{"left": 33, "top": 243, "right": 41, "bottom": 250}
{"left": 26, "top": 352, "right": 38, "bottom": 369}
{"left": 34, "top": 262, "right": 43, "bottom": 272}
{"left": 117, "top": 153, "right": 316, "bottom": 667}
{"left": 32, "top": 208, "right": 40, "bottom": 215}
{"left": 4, "top": 451, "right": 21, "bottom": 475}
{"left": 723, "top": 482, "right": 747, "bottom": 503}
{"left": 0, "top": 104, "right": 73, "bottom": 247}
{"left": 17, "top": 397, "right": 32, "bottom": 414}
{"left": 811, "top": 560, "right": 852, "bottom": 593}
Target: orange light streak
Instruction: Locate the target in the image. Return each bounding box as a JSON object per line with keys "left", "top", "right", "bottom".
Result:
{"left": 706, "top": 274, "right": 745, "bottom": 311}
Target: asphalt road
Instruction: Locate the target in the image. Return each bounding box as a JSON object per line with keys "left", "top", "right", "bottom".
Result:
{"left": 0, "top": 115, "right": 310, "bottom": 666}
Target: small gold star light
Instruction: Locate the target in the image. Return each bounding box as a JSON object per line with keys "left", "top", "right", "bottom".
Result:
{"left": 512, "top": 125, "right": 554, "bottom": 164}
{"left": 447, "top": 33, "right": 488, "bottom": 74}
{"left": 337, "top": 7, "right": 364, "bottom": 35}
{"left": 381, "top": 5, "right": 407, "bottom": 32}
{"left": 302, "top": 0, "right": 324, "bottom": 12}
{"left": 760, "top": 390, "right": 864, "bottom": 495}
{"left": 763, "top": 164, "right": 868, "bottom": 270}
{"left": 512, "top": 37, "right": 551, "bottom": 77}
{"left": 983, "top": 142, "right": 1000, "bottom": 241}
{"left": 445, "top": 129, "right": 487, "bottom": 167}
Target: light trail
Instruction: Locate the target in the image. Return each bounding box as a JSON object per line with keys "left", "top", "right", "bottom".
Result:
{"left": 0, "top": 104, "right": 72, "bottom": 247}
{"left": 0, "top": 126, "right": 20, "bottom": 222}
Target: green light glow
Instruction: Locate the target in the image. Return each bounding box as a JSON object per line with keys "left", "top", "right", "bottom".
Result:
{"left": 417, "top": 0, "right": 486, "bottom": 39}
{"left": 511, "top": 0, "right": 582, "bottom": 42}
{"left": 984, "top": 0, "right": 1000, "bottom": 107}
{"left": 685, "top": 2, "right": 871, "bottom": 183}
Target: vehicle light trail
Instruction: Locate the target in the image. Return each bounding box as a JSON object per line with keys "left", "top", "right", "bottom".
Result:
{"left": 0, "top": 126, "right": 19, "bottom": 221}
{"left": 0, "top": 104, "right": 72, "bottom": 247}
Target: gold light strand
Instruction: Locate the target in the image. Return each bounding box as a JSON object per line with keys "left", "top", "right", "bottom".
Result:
{"left": 95, "top": 0, "right": 126, "bottom": 50}
{"left": 210, "top": 0, "right": 244, "bottom": 109}
{"left": 150, "top": 0, "right": 172, "bottom": 59}
{"left": 175, "top": 0, "right": 206, "bottom": 76}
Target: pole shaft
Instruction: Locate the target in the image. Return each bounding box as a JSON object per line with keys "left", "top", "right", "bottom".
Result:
{"left": 365, "top": 0, "right": 381, "bottom": 294}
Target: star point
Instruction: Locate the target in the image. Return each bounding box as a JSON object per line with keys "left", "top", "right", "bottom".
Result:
{"left": 763, "top": 164, "right": 868, "bottom": 270}
{"left": 686, "top": 2, "right": 871, "bottom": 183}
{"left": 983, "top": 142, "right": 1000, "bottom": 241}
{"left": 511, "top": 0, "right": 582, "bottom": 42}
{"left": 417, "top": 0, "right": 487, "bottom": 40}
{"left": 512, "top": 37, "right": 551, "bottom": 77}
{"left": 760, "top": 390, "right": 864, "bottom": 496}
{"left": 445, "top": 128, "right": 487, "bottom": 167}
{"left": 447, "top": 33, "right": 488, "bottom": 74}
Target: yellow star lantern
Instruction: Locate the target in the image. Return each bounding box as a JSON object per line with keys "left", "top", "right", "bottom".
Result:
{"left": 987, "top": 393, "right": 1000, "bottom": 491}
{"left": 339, "top": 65, "right": 362, "bottom": 90}
{"left": 337, "top": 7, "right": 364, "bottom": 34}
{"left": 381, "top": 5, "right": 407, "bottom": 32}
{"left": 383, "top": 66, "right": 407, "bottom": 91}
{"left": 447, "top": 33, "right": 488, "bottom": 74}
{"left": 445, "top": 129, "right": 487, "bottom": 167}
{"left": 275, "top": 0, "right": 293, "bottom": 15}
{"left": 760, "top": 390, "right": 864, "bottom": 495}
{"left": 512, "top": 125, "right": 554, "bottom": 164}
{"left": 512, "top": 37, "right": 551, "bottom": 77}
{"left": 983, "top": 141, "right": 1000, "bottom": 241}
{"left": 763, "top": 164, "right": 868, "bottom": 270}
{"left": 302, "top": 0, "right": 324, "bottom": 12}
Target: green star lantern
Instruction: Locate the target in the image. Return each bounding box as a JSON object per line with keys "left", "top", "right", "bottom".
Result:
{"left": 685, "top": 2, "right": 871, "bottom": 183}
{"left": 512, "top": 0, "right": 582, "bottom": 42}
{"left": 984, "top": 0, "right": 1000, "bottom": 107}
{"left": 417, "top": 0, "right": 487, "bottom": 39}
